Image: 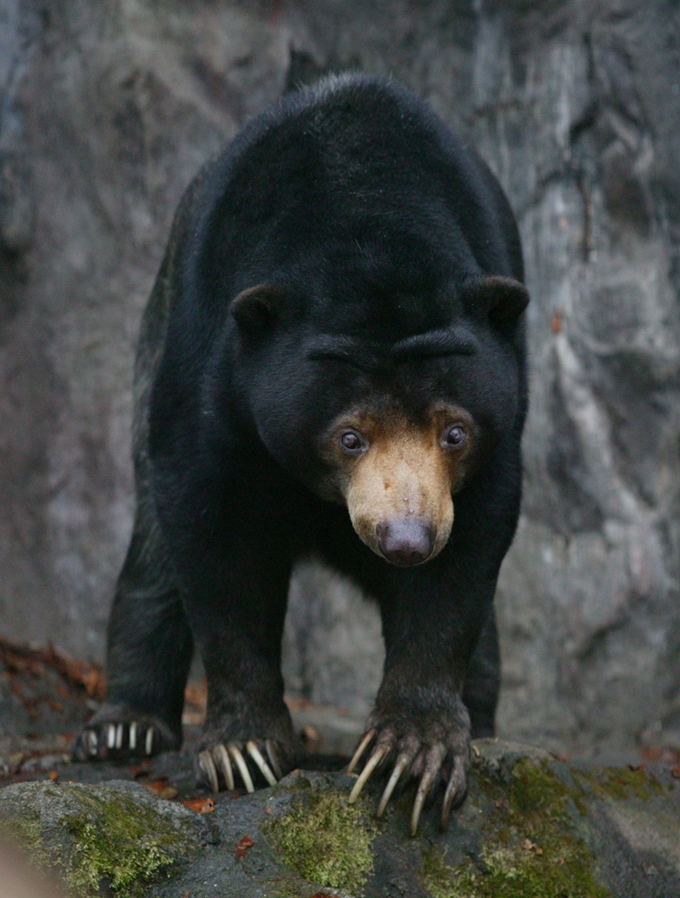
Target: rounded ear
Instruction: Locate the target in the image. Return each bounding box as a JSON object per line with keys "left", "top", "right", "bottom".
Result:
{"left": 465, "top": 276, "right": 529, "bottom": 326}
{"left": 230, "top": 284, "right": 281, "bottom": 333}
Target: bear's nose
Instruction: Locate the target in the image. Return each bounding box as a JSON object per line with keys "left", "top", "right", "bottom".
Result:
{"left": 376, "top": 519, "right": 435, "bottom": 566}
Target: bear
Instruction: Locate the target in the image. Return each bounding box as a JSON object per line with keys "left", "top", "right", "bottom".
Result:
{"left": 73, "top": 74, "right": 529, "bottom": 835}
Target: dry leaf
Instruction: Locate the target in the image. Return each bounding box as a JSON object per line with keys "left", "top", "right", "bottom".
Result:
{"left": 143, "top": 779, "right": 178, "bottom": 800}
{"left": 235, "top": 835, "right": 255, "bottom": 859}
{"left": 182, "top": 797, "right": 216, "bottom": 814}
{"left": 522, "top": 839, "right": 543, "bottom": 855}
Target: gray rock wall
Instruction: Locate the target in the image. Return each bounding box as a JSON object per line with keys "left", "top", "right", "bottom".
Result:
{"left": 1, "top": 0, "right": 678, "bottom": 759}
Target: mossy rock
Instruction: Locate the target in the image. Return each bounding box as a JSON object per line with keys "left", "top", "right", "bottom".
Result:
{"left": 1, "top": 742, "right": 679, "bottom": 897}
{"left": 0, "top": 780, "right": 205, "bottom": 897}
{"left": 265, "top": 782, "right": 380, "bottom": 894}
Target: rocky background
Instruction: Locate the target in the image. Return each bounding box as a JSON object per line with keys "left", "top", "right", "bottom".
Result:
{"left": 1, "top": 0, "right": 679, "bottom": 763}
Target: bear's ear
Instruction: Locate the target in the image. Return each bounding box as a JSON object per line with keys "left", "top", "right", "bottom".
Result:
{"left": 230, "top": 284, "right": 281, "bottom": 334}
{"left": 465, "top": 276, "right": 529, "bottom": 327}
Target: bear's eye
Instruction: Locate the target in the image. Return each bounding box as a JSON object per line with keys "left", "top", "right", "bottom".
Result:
{"left": 340, "top": 430, "right": 365, "bottom": 454}
{"left": 442, "top": 424, "right": 466, "bottom": 449}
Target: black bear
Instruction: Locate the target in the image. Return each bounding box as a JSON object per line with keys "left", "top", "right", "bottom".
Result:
{"left": 73, "top": 74, "right": 528, "bottom": 835}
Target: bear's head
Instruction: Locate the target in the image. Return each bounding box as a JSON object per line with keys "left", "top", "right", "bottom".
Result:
{"left": 229, "top": 275, "right": 528, "bottom": 567}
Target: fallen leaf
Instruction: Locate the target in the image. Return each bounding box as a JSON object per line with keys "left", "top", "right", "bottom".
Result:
{"left": 522, "top": 838, "right": 543, "bottom": 855}
{"left": 283, "top": 695, "right": 313, "bottom": 711}
{"left": 235, "top": 834, "right": 255, "bottom": 858}
{"left": 301, "top": 724, "right": 322, "bottom": 751}
{"left": 143, "top": 779, "right": 178, "bottom": 800}
{"left": 182, "top": 797, "right": 216, "bottom": 814}
{"left": 672, "top": 766, "right": 680, "bottom": 779}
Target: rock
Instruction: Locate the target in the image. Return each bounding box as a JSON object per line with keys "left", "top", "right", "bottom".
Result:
{"left": 0, "top": 780, "right": 207, "bottom": 897}
{"left": 1, "top": 740, "right": 679, "bottom": 897}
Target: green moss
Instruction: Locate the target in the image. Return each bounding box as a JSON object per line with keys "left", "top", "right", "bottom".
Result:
{"left": 574, "top": 766, "right": 664, "bottom": 802}
{"left": 3, "top": 807, "right": 54, "bottom": 870}
{"left": 420, "top": 759, "right": 611, "bottom": 898}
{"left": 2, "top": 785, "right": 200, "bottom": 898}
{"left": 266, "top": 789, "right": 379, "bottom": 894}
{"left": 507, "top": 758, "right": 573, "bottom": 814}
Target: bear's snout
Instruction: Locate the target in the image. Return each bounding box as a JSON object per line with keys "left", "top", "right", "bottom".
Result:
{"left": 376, "top": 518, "right": 435, "bottom": 566}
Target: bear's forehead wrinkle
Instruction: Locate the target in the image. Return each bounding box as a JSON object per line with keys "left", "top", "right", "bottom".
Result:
{"left": 306, "top": 327, "right": 478, "bottom": 368}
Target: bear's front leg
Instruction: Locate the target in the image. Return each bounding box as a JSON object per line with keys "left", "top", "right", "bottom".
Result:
{"left": 176, "top": 520, "right": 303, "bottom": 794}
{"left": 346, "top": 555, "right": 496, "bottom": 835}
{"left": 192, "top": 630, "right": 302, "bottom": 794}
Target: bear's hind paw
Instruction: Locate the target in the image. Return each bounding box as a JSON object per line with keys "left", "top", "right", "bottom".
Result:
{"left": 72, "top": 707, "right": 179, "bottom": 762}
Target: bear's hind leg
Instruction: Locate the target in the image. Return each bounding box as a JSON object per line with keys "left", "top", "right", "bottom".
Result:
{"left": 72, "top": 512, "right": 193, "bottom": 761}
{"left": 463, "top": 609, "right": 500, "bottom": 739}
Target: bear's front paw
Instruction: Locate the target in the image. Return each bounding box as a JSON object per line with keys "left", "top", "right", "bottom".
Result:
{"left": 72, "top": 705, "right": 180, "bottom": 762}
{"left": 347, "top": 701, "right": 471, "bottom": 835}
{"left": 196, "top": 738, "right": 296, "bottom": 793}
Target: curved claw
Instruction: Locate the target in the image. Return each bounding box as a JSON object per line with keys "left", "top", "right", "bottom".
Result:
{"left": 348, "top": 745, "right": 387, "bottom": 804}
{"left": 247, "top": 740, "right": 278, "bottom": 786}
{"left": 87, "top": 729, "right": 98, "bottom": 757}
{"left": 229, "top": 743, "right": 255, "bottom": 793}
{"left": 198, "top": 750, "right": 219, "bottom": 793}
{"left": 145, "top": 727, "right": 155, "bottom": 755}
{"left": 347, "top": 728, "right": 377, "bottom": 775}
{"left": 376, "top": 753, "right": 411, "bottom": 818}
{"left": 214, "top": 743, "right": 235, "bottom": 791}
{"left": 410, "top": 768, "right": 436, "bottom": 836}
{"left": 265, "top": 739, "right": 283, "bottom": 780}
{"left": 441, "top": 756, "right": 467, "bottom": 829}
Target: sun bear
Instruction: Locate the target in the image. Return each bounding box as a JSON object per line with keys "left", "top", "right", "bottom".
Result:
{"left": 73, "top": 74, "right": 528, "bottom": 835}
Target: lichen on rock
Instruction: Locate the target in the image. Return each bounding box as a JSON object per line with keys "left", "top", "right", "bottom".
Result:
{"left": 0, "top": 780, "right": 204, "bottom": 897}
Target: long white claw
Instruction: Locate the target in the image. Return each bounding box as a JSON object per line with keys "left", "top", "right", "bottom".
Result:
{"left": 410, "top": 770, "right": 435, "bottom": 836}
{"left": 87, "top": 730, "right": 98, "bottom": 756}
{"left": 129, "top": 722, "right": 137, "bottom": 750}
{"left": 214, "top": 744, "right": 234, "bottom": 791}
{"left": 229, "top": 744, "right": 255, "bottom": 793}
{"left": 115, "top": 724, "right": 124, "bottom": 749}
{"left": 107, "top": 724, "right": 116, "bottom": 749}
{"left": 198, "top": 750, "right": 219, "bottom": 793}
{"left": 347, "top": 729, "right": 377, "bottom": 775}
{"left": 265, "top": 740, "right": 283, "bottom": 780}
{"left": 247, "top": 741, "right": 278, "bottom": 786}
{"left": 348, "top": 746, "right": 387, "bottom": 804}
{"left": 441, "top": 758, "right": 467, "bottom": 830}
{"left": 441, "top": 776, "right": 458, "bottom": 830}
{"left": 145, "top": 727, "right": 154, "bottom": 756}
{"left": 376, "top": 754, "right": 410, "bottom": 818}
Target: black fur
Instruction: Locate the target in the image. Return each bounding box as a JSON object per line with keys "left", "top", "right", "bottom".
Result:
{"left": 74, "top": 75, "right": 527, "bottom": 794}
